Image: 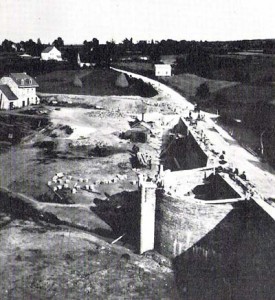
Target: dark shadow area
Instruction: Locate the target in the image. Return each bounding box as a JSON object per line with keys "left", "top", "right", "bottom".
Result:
{"left": 162, "top": 119, "right": 208, "bottom": 171}
{"left": 163, "top": 136, "right": 187, "bottom": 171}
{"left": 0, "top": 188, "right": 119, "bottom": 246}
{"left": 91, "top": 190, "right": 141, "bottom": 251}
{"left": 34, "top": 141, "right": 129, "bottom": 160}
{"left": 0, "top": 189, "right": 65, "bottom": 225}
{"left": 193, "top": 173, "right": 241, "bottom": 200}
{"left": 129, "top": 154, "right": 140, "bottom": 169}
{"left": 173, "top": 201, "right": 275, "bottom": 299}
{"left": 0, "top": 113, "right": 48, "bottom": 144}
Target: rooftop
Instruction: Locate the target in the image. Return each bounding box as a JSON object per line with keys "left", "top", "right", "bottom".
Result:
{"left": 0, "top": 84, "right": 18, "bottom": 100}
{"left": 10, "top": 73, "right": 39, "bottom": 88}
{"left": 42, "top": 46, "right": 59, "bottom": 53}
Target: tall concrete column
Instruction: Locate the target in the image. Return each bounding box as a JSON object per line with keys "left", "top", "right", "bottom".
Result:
{"left": 140, "top": 181, "right": 157, "bottom": 254}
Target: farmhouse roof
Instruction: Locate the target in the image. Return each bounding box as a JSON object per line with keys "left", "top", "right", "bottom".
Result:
{"left": 154, "top": 64, "right": 171, "bottom": 68}
{"left": 10, "top": 73, "right": 39, "bottom": 88}
{"left": 0, "top": 85, "right": 18, "bottom": 100}
{"left": 42, "top": 46, "right": 59, "bottom": 53}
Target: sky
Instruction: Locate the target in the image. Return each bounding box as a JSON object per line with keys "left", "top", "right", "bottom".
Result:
{"left": 0, "top": 0, "right": 274, "bottom": 44}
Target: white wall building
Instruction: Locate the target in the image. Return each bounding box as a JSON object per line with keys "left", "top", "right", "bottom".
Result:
{"left": 154, "top": 64, "right": 172, "bottom": 77}
{"left": 41, "top": 46, "right": 62, "bottom": 61}
{"left": 0, "top": 73, "right": 39, "bottom": 110}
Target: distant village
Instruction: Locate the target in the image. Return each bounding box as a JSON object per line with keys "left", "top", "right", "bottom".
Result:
{"left": 1, "top": 37, "right": 275, "bottom": 72}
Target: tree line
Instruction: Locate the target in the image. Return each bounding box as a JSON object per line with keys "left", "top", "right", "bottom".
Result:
{"left": 1, "top": 36, "right": 272, "bottom": 61}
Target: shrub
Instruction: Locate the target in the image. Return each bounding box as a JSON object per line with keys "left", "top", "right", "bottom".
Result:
{"left": 73, "top": 75, "right": 82, "bottom": 88}
{"left": 60, "top": 125, "right": 73, "bottom": 135}
{"left": 196, "top": 82, "right": 210, "bottom": 99}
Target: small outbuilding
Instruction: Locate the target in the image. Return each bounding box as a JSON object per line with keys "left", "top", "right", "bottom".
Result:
{"left": 125, "top": 128, "right": 148, "bottom": 143}
{"left": 154, "top": 64, "right": 172, "bottom": 77}
{"left": 124, "top": 121, "right": 153, "bottom": 143}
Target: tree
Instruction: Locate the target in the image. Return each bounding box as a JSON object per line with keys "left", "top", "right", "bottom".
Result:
{"left": 25, "top": 39, "right": 37, "bottom": 56}
{"left": 63, "top": 48, "right": 78, "bottom": 67}
{"left": 73, "top": 75, "right": 83, "bottom": 88}
{"left": 53, "top": 37, "right": 64, "bottom": 49}
{"left": 196, "top": 82, "right": 210, "bottom": 99}
{"left": 149, "top": 44, "right": 161, "bottom": 62}
{"left": 122, "top": 38, "right": 133, "bottom": 48}
{"left": 213, "top": 92, "right": 226, "bottom": 108}
{"left": 1, "top": 39, "right": 14, "bottom": 52}
{"left": 137, "top": 40, "right": 148, "bottom": 55}
{"left": 175, "top": 56, "right": 187, "bottom": 74}
{"left": 185, "top": 46, "right": 212, "bottom": 77}
{"left": 92, "top": 38, "right": 99, "bottom": 48}
{"left": 213, "top": 92, "right": 227, "bottom": 115}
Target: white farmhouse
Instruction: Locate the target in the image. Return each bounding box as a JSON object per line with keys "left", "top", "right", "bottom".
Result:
{"left": 154, "top": 64, "right": 172, "bottom": 77}
{"left": 41, "top": 46, "right": 62, "bottom": 61}
{"left": 0, "top": 73, "right": 39, "bottom": 110}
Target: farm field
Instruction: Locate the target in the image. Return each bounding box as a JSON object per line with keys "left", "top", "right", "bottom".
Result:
{"left": 36, "top": 68, "right": 157, "bottom": 97}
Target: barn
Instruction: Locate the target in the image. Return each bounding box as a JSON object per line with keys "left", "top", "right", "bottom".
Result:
{"left": 41, "top": 46, "right": 62, "bottom": 61}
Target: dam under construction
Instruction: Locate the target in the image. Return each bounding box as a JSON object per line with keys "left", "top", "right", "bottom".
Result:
{"left": 136, "top": 106, "right": 275, "bottom": 298}
{"left": 0, "top": 69, "right": 275, "bottom": 299}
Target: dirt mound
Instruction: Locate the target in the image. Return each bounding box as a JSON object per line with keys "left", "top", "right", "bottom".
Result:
{"left": 115, "top": 73, "right": 129, "bottom": 88}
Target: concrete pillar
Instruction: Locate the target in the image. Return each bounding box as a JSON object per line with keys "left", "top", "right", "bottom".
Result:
{"left": 159, "top": 164, "right": 164, "bottom": 177}
{"left": 138, "top": 174, "right": 144, "bottom": 188}
{"left": 140, "top": 181, "right": 157, "bottom": 254}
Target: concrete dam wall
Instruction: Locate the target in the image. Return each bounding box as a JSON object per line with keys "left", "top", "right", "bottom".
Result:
{"left": 155, "top": 194, "right": 233, "bottom": 258}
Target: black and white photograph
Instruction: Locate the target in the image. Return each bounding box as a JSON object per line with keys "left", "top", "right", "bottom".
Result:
{"left": 0, "top": 0, "right": 274, "bottom": 299}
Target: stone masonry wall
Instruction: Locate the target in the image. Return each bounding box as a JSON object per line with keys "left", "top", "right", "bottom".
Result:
{"left": 155, "top": 195, "right": 233, "bottom": 258}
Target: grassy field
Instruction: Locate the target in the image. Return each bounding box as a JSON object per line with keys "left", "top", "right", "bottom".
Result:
{"left": 0, "top": 217, "right": 175, "bottom": 299}
{"left": 216, "top": 83, "right": 275, "bottom": 104}
{"left": 161, "top": 73, "right": 240, "bottom": 99}
{"left": 211, "top": 55, "right": 275, "bottom": 84}
{"left": 36, "top": 68, "right": 157, "bottom": 97}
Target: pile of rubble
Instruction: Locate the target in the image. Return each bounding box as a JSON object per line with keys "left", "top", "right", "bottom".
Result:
{"left": 71, "top": 138, "right": 110, "bottom": 148}
{"left": 85, "top": 110, "right": 126, "bottom": 119}
{"left": 47, "top": 172, "right": 135, "bottom": 195}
